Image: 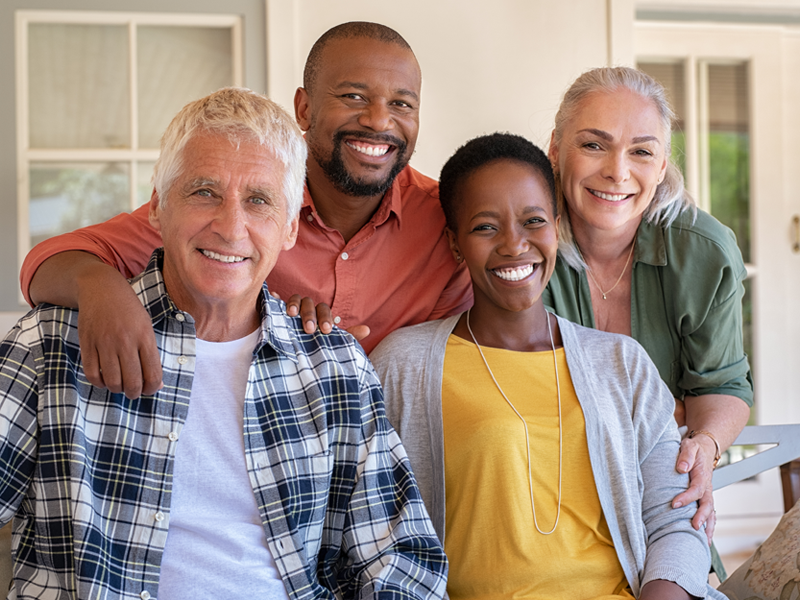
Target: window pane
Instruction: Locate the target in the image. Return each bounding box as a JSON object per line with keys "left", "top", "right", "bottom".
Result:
{"left": 637, "top": 61, "right": 686, "bottom": 177}
{"left": 29, "top": 24, "right": 130, "bottom": 149}
{"left": 29, "top": 162, "right": 130, "bottom": 247}
{"left": 708, "top": 63, "right": 750, "bottom": 264}
{"left": 138, "top": 26, "right": 233, "bottom": 148}
{"left": 137, "top": 161, "right": 156, "bottom": 207}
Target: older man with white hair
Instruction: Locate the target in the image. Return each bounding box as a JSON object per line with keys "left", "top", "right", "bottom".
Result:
{"left": 0, "top": 88, "right": 447, "bottom": 600}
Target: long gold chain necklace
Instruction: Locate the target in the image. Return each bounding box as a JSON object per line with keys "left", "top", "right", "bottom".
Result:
{"left": 584, "top": 239, "right": 636, "bottom": 300}
{"left": 466, "top": 309, "right": 562, "bottom": 535}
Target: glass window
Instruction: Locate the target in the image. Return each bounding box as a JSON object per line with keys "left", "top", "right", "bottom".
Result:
{"left": 17, "top": 11, "right": 242, "bottom": 266}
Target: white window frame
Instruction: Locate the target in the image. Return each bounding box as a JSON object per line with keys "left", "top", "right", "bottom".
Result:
{"left": 15, "top": 10, "right": 243, "bottom": 298}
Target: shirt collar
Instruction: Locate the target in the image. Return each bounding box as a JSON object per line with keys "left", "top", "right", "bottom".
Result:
{"left": 300, "top": 168, "right": 405, "bottom": 227}
{"left": 130, "top": 249, "right": 299, "bottom": 363}
{"left": 635, "top": 218, "right": 668, "bottom": 267}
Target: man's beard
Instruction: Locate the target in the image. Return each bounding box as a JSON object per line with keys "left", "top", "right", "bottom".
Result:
{"left": 311, "top": 131, "right": 409, "bottom": 198}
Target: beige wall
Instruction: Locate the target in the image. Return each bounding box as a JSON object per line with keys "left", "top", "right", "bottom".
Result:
{"left": 267, "top": 0, "right": 634, "bottom": 180}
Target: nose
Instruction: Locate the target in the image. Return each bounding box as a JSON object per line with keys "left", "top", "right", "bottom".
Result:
{"left": 212, "top": 199, "right": 248, "bottom": 241}
{"left": 497, "top": 227, "right": 530, "bottom": 257}
{"left": 357, "top": 101, "right": 393, "bottom": 132}
{"left": 602, "top": 151, "right": 631, "bottom": 183}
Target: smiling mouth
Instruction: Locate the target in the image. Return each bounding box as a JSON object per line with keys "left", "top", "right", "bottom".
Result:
{"left": 589, "top": 189, "right": 633, "bottom": 202}
{"left": 201, "top": 249, "right": 246, "bottom": 263}
{"left": 491, "top": 264, "right": 535, "bottom": 281}
{"left": 345, "top": 140, "right": 391, "bottom": 157}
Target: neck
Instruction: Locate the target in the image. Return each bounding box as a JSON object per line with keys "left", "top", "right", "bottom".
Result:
{"left": 570, "top": 212, "right": 640, "bottom": 264}
{"left": 454, "top": 297, "right": 561, "bottom": 352}
{"left": 306, "top": 159, "right": 386, "bottom": 243}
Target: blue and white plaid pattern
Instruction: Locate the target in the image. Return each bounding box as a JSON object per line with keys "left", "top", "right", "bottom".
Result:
{"left": 0, "top": 249, "right": 447, "bottom": 600}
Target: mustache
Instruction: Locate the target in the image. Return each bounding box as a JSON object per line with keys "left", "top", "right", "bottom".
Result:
{"left": 334, "top": 130, "right": 405, "bottom": 149}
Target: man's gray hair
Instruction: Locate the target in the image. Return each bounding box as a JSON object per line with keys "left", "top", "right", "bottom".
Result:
{"left": 152, "top": 87, "right": 307, "bottom": 223}
{"left": 552, "top": 66, "right": 696, "bottom": 270}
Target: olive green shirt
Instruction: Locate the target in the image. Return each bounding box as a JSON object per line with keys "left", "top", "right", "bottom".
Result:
{"left": 543, "top": 209, "right": 754, "bottom": 407}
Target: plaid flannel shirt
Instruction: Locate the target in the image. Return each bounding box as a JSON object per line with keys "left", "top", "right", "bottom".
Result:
{"left": 0, "top": 249, "right": 447, "bottom": 600}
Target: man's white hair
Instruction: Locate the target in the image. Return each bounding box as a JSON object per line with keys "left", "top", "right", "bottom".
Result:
{"left": 152, "top": 87, "right": 307, "bottom": 223}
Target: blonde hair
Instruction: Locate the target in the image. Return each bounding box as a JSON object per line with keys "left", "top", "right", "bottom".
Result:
{"left": 152, "top": 87, "right": 307, "bottom": 223}
{"left": 552, "top": 66, "right": 696, "bottom": 269}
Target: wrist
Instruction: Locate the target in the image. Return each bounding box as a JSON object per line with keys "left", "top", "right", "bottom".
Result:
{"left": 688, "top": 429, "right": 721, "bottom": 469}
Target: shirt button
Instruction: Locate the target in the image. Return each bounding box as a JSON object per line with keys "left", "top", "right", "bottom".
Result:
{"left": 154, "top": 511, "right": 164, "bottom": 522}
{"left": 177, "top": 355, "right": 188, "bottom": 365}
{"left": 306, "top": 214, "right": 313, "bottom": 222}
{"left": 140, "top": 592, "right": 151, "bottom": 600}
{"left": 333, "top": 316, "right": 341, "bottom": 324}
{"left": 340, "top": 252, "right": 349, "bottom": 260}
{"left": 175, "top": 313, "right": 185, "bottom": 322}
{"left": 168, "top": 431, "right": 179, "bottom": 441}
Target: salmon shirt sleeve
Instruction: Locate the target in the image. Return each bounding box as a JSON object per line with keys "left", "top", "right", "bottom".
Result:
{"left": 20, "top": 203, "right": 159, "bottom": 306}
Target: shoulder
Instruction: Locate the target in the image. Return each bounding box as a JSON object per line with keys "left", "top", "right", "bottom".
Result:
{"left": 558, "top": 316, "right": 648, "bottom": 365}
{"left": 660, "top": 209, "right": 745, "bottom": 274}
{"left": 371, "top": 317, "right": 455, "bottom": 369}
{"left": 394, "top": 165, "right": 440, "bottom": 201}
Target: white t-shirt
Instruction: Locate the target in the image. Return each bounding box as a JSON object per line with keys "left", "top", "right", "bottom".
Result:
{"left": 158, "top": 330, "right": 290, "bottom": 599}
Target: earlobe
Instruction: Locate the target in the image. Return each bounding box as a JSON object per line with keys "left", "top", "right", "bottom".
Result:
{"left": 294, "top": 88, "right": 311, "bottom": 131}
{"left": 548, "top": 131, "right": 559, "bottom": 166}
{"left": 445, "top": 228, "right": 462, "bottom": 263}
{"left": 282, "top": 216, "right": 300, "bottom": 251}
{"left": 148, "top": 190, "right": 163, "bottom": 232}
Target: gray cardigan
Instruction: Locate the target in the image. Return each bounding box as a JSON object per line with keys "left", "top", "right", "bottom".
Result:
{"left": 371, "top": 314, "right": 726, "bottom": 599}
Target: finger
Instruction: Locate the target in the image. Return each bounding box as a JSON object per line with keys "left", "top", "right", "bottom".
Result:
{"left": 673, "top": 461, "right": 711, "bottom": 509}
{"left": 676, "top": 437, "right": 701, "bottom": 474}
{"left": 705, "top": 510, "right": 717, "bottom": 545}
{"left": 80, "top": 340, "right": 106, "bottom": 389}
{"left": 138, "top": 338, "right": 164, "bottom": 397}
{"left": 97, "top": 351, "right": 124, "bottom": 395}
{"left": 345, "top": 325, "right": 371, "bottom": 342}
{"left": 270, "top": 290, "right": 281, "bottom": 300}
{"left": 691, "top": 488, "right": 715, "bottom": 533}
{"left": 285, "top": 294, "right": 302, "bottom": 317}
{"left": 315, "top": 303, "right": 334, "bottom": 334}
{"left": 299, "top": 297, "right": 318, "bottom": 334}
{"left": 118, "top": 353, "right": 144, "bottom": 400}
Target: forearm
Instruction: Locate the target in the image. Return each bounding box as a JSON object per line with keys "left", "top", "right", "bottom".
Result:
{"left": 683, "top": 394, "right": 750, "bottom": 453}
{"left": 640, "top": 580, "right": 695, "bottom": 600}
{"left": 29, "top": 251, "right": 125, "bottom": 308}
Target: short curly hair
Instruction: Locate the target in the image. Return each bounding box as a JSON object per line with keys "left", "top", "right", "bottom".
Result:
{"left": 439, "top": 133, "right": 556, "bottom": 232}
{"left": 303, "top": 22, "right": 413, "bottom": 94}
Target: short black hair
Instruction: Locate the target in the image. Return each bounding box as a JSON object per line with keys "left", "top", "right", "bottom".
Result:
{"left": 439, "top": 133, "right": 557, "bottom": 231}
{"left": 303, "top": 22, "right": 413, "bottom": 94}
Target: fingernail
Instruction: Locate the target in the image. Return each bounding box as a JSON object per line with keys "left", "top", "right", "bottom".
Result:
{"left": 673, "top": 501, "right": 682, "bottom": 508}
{"left": 305, "top": 320, "right": 315, "bottom": 331}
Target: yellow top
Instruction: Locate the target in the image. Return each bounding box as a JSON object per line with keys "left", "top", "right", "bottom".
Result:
{"left": 441, "top": 334, "right": 634, "bottom": 600}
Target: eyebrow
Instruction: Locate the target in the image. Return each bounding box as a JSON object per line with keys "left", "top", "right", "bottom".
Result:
{"left": 335, "top": 81, "right": 419, "bottom": 102}
{"left": 577, "top": 128, "right": 661, "bottom": 145}
{"left": 470, "top": 206, "right": 548, "bottom": 220}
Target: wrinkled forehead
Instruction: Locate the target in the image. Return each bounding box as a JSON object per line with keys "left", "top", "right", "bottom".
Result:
{"left": 568, "top": 89, "right": 670, "bottom": 141}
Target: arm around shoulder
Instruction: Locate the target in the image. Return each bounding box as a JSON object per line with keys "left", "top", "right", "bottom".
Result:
{"left": 22, "top": 203, "right": 159, "bottom": 307}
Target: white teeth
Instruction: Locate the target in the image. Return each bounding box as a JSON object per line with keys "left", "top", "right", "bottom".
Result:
{"left": 592, "top": 189, "right": 629, "bottom": 201}
{"left": 492, "top": 264, "right": 534, "bottom": 281}
{"left": 201, "top": 249, "right": 245, "bottom": 263}
{"left": 346, "top": 142, "right": 389, "bottom": 157}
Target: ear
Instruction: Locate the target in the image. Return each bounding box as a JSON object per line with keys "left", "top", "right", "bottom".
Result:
{"left": 148, "top": 189, "right": 163, "bottom": 233}
{"left": 547, "top": 130, "right": 559, "bottom": 167}
{"left": 657, "top": 154, "right": 668, "bottom": 184}
{"left": 282, "top": 215, "right": 300, "bottom": 252}
{"left": 554, "top": 214, "right": 561, "bottom": 241}
{"left": 294, "top": 87, "right": 311, "bottom": 131}
{"left": 445, "top": 228, "right": 462, "bottom": 263}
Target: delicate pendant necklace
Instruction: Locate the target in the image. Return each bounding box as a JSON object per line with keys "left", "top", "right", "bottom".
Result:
{"left": 466, "top": 309, "right": 562, "bottom": 535}
{"left": 584, "top": 239, "right": 636, "bottom": 300}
